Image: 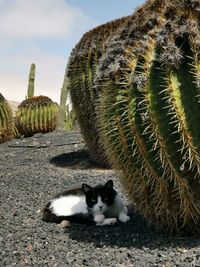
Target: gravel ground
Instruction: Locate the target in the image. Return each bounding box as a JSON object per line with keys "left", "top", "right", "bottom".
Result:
{"left": 1, "top": 130, "right": 200, "bottom": 267}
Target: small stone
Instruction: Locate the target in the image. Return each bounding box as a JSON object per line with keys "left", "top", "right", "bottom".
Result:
{"left": 32, "top": 141, "right": 39, "bottom": 146}
{"left": 26, "top": 244, "right": 33, "bottom": 252}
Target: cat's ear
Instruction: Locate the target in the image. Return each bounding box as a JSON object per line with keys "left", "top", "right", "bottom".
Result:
{"left": 82, "top": 183, "right": 92, "bottom": 193}
{"left": 104, "top": 180, "right": 113, "bottom": 189}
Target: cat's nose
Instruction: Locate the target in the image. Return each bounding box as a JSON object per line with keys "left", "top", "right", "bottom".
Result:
{"left": 99, "top": 205, "right": 103, "bottom": 209}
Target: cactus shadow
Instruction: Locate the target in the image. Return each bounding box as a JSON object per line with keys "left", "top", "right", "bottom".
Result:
{"left": 66, "top": 209, "right": 200, "bottom": 249}
{"left": 50, "top": 149, "right": 110, "bottom": 170}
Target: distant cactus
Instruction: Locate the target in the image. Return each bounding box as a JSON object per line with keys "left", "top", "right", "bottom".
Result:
{"left": 58, "top": 75, "right": 68, "bottom": 129}
{"left": 16, "top": 63, "right": 58, "bottom": 137}
{"left": 16, "top": 96, "right": 58, "bottom": 137}
{"left": 27, "top": 63, "right": 35, "bottom": 98}
{"left": 64, "top": 103, "right": 77, "bottom": 130}
{"left": 0, "top": 93, "right": 14, "bottom": 143}
{"left": 67, "top": 16, "right": 130, "bottom": 166}
{"left": 58, "top": 74, "right": 76, "bottom": 130}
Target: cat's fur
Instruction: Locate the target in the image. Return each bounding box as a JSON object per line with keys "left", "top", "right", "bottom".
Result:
{"left": 42, "top": 180, "right": 130, "bottom": 226}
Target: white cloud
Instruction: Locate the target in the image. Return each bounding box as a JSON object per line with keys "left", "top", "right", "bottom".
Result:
{"left": 0, "top": 73, "right": 27, "bottom": 102}
{"left": 0, "top": 0, "right": 95, "bottom": 39}
{"left": 0, "top": 47, "right": 67, "bottom": 103}
{"left": 0, "top": 0, "right": 98, "bottom": 103}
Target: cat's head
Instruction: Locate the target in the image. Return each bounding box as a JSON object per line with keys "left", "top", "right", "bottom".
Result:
{"left": 82, "top": 180, "right": 117, "bottom": 213}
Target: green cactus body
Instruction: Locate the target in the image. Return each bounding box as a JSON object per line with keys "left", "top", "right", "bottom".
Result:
{"left": 93, "top": 0, "right": 200, "bottom": 233}
{"left": 67, "top": 16, "right": 130, "bottom": 166}
{"left": 43, "top": 103, "right": 48, "bottom": 132}
{"left": 13, "top": 123, "right": 20, "bottom": 139}
{"left": 34, "top": 102, "right": 39, "bottom": 131}
{"left": 16, "top": 96, "right": 58, "bottom": 137}
{"left": 0, "top": 93, "right": 14, "bottom": 143}
{"left": 27, "top": 63, "right": 35, "bottom": 98}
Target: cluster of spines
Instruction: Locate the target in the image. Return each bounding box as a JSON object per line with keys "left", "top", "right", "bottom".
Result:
{"left": 0, "top": 93, "right": 14, "bottom": 143}
{"left": 16, "top": 96, "right": 58, "bottom": 137}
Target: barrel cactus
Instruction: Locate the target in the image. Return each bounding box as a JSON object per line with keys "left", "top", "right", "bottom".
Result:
{"left": 16, "top": 96, "right": 58, "bottom": 137}
{"left": 0, "top": 93, "right": 14, "bottom": 143}
{"left": 67, "top": 16, "right": 130, "bottom": 166}
{"left": 67, "top": 0, "right": 200, "bottom": 233}
{"left": 95, "top": 0, "right": 200, "bottom": 234}
{"left": 16, "top": 64, "right": 58, "bottom": 136}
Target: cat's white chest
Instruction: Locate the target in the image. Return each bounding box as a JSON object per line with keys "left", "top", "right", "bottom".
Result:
{"left": 50, "top": 195, "right": 88, "bottom": 216}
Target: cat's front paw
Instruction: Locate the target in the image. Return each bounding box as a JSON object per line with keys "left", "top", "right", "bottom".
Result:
{"left": 96, "top": 217, "right": 117, "bottom": 226}
{"left": 105, "top": 218, "right": 117, "bottom": 225}
{"left": 94, "top": 213, "right": 105, "bottom": 223}
{"left": 118, "top": 213, "right": 130, "bottom": 223}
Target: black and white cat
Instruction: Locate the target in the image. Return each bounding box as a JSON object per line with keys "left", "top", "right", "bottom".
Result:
{"left": 42, "top": 180, "right": 130, "bottom": 226}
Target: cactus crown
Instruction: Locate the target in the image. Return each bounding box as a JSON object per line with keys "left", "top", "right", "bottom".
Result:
{"left": 19, "top": 95, "right": 53, "bottom": 108}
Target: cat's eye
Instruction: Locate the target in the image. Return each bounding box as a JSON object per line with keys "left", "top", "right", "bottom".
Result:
{"left": 91, "top": 198, "right": 96, "bottom": 202}
{"left": 103, "top": 197, "right": 109, "bottom": 201}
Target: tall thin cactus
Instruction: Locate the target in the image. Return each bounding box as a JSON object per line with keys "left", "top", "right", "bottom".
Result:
{"left": 58, "top": 73, "right": 76, "bottom": 130}
{"left": 27, "top": 63, "right": 35, "bottom": 98}
{"left": 58, "top": 74, "right": 69, "bottom": 129}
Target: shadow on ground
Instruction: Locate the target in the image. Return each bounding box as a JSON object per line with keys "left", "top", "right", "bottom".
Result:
{"left": 50, "top": 149, "right": 110, "bottom": 170}
{"left": 65, "top": 210, "right": 200, "bottom": 249}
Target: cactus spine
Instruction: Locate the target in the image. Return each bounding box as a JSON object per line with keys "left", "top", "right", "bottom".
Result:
{"left": 0, "top": 93, "right": 14, "bottom": 143}
{"left": 27, "top": 63, "right": 35, "bottom": 98}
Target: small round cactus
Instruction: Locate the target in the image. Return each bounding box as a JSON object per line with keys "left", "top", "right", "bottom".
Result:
{"left": 16, "top": 95, "right": 58, "bottom": 137}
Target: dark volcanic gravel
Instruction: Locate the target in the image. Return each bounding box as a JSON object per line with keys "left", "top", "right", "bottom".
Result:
{"left": 1, "top": 130, "right": 200, "bottom": 267}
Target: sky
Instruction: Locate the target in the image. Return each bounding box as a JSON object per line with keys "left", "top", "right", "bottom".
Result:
{"left": 0, "top": 0, "right": 145, "bottom": 103}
